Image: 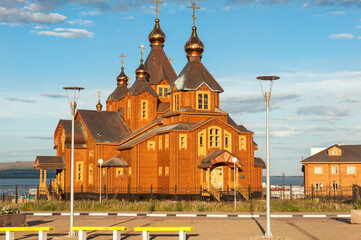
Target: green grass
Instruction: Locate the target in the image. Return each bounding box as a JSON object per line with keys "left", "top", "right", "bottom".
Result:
{"left": 0, "top": 199, "right": 354, "bottom": 212}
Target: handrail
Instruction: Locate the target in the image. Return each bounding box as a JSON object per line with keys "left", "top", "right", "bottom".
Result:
{"left": 209, "top": 184, "right": 221, "bottom": 202}
{"left": 237, "top": 187, "right": 249, "bottom": 200}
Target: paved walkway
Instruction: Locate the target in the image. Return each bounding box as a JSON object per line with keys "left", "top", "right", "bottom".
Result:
{"left": 2, "top": 213, "right": 361, "bottom": 240}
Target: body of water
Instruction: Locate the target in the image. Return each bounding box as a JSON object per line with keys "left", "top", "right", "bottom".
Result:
{"left": 263, "top": 176, "right": 304, "bottom": 186}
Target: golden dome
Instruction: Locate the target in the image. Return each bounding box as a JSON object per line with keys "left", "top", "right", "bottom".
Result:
{"left": 96, "top": 100, "right": 102, "bottom": 112}
{"left": 117, "top": 67, "right": 128, "bottom": 86}
{"left": 184, "top": 26, "right": 204, "bottom": 59}
{"left": 149, "top": 19, "right": 166, "bottom": 46}
{"left": 135, "top": 60, "right": 148, "bottom": 79}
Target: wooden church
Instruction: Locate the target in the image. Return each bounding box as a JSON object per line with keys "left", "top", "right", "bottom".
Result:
{"left": 35, "top": 1, "right": 265, "bottom": 201}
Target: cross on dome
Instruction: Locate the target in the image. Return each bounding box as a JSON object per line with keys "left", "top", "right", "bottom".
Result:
{"left": 169, "top": 57, "right": 174, "bottom": 65}
{"left": 188, "top": 2, "right": 200, "bottom": 27}
{"left": 97, "top": 90, "right": 102, "bottom": 101}
{"left": 119, "top": 53, "right": 126, "bottom": 68}
{"left": 139, "top": 44, "right": 146, "bottom": 61}
{"left": 152, "top": 0, "right": 163, "bottom": 19}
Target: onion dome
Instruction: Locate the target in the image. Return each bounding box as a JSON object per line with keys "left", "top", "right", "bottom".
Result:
{"left": 116, "top": 67, "right": 128, "bottom": 86}
{"left": 184, "top": 26, "right": 204, "bottom": 60}
{"left": 96, "top": 100, "right": 102, "bottom": 112}
{"left": 135, "top": 59, "right": 149, "bottom": 79}
{"left": 149, "top": 19, "right": 166, "bottom": 46}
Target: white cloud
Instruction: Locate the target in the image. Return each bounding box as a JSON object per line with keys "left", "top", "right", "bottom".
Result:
{"left": 357, "top": 26, "right": 361, "bottom": 28}
{"left": 330, "top": 33, "right": 354, "bottom": 39}
{"left": 0, "top": 7, "right": 66, "bottom": 25}
{"left": 79, "top": 10, "right": 101, "bottom": 16}
{"left": 329, "top": 10, "right": 345, "bottom": 14}
{"left": 33, "top": 25, "right": 44, "bottom": 29}
{"left": 123, "top": 16, "right": 134, "bottom": 20}
{"left": 67, "top": 19, "right": 93, "bottom": 25}
{"left": 34, "top": 28, "right": 94, "bottom": 38}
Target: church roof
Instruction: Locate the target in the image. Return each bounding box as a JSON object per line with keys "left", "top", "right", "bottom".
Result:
{"left": 226, "top": 116, "right": 253, "bottom": 134}
{"left": 301, "top": 144, "right": 361, "bottom": 163}
{"left": 108, "top": 84, "right": 128, "bottom": 102}
{"left": 145, "top": 45, "right": 177, "bottom": 85}
{"left": 198, "top": 150, "right": 241, "bottom": 168}
{"left": 157, "top": 102, "right": 170, "bottom": 113}
{"left": 254, "top": 157, "right": 266, "bottom": 169}
{"left": 78, "top": 110, "right": 131, "bottom": 143}
{"left": 59, "top": 120, "right": 87, "bottom": 147}
{"left": 102, "top": 154, "right": 129, "bottom": 167}
{"left": 129, "top": 78, "right": 158, "bottom": 97}
{"left": 34, "top": 156, "right": 66, "bottom": 170}
{"left": 172, "top": 60, "right": 224, "bottom": 92}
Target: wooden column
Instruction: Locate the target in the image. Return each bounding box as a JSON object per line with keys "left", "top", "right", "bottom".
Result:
{"left": 200, "top": 169, "right": 203, "bottom": 188}
{"left": 207, "top": 168, "right": 210, "bottom": 190}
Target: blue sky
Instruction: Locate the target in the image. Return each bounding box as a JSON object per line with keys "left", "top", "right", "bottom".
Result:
{"left": 0, "top": 0, "right": 361, "bottom": 176}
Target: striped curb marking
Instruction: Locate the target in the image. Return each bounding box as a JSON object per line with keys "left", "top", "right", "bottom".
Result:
{"left": 26, "top": 213, "right": 351, "bottom": 218}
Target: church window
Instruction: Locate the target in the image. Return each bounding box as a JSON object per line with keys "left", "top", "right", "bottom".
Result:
{"left": 332, "top": 166, "right": 338, "bottom": 174}
{"left": 141, "top": 100, "right": 148, "bottom": 120}
{"left": 76, "top": 162, "right": 83, "bottom": 182}
{"left": 197, "top": 92, "right": 210, "bottom": 110}
{"left": 88, "top": 164, "right": 94, "bottom": 185}
{"left": 159, "top": 136, "right": 162, "bottom": 150}
{"left": 103, "top": 169, "right": 106, "bottom": 175}
{"left": 127, "top": 99, "right": 131, "bottom": 119}
{"left": 165, "top": 134, "right": 169, "bottom": 150}
{"left": 209, "top": 127, "right": 221, "bottom": 148}
{"left": 165, "top": 167, "right": 169, "bottom": 176}
{"left": 198, "top": 130, "right": 206, "bottom": 156}
{"left": 224, "top": 130, "right": 231, "bottom": 152}
{"left": 314, "top": 166, "right": 323, "bottom": 174}
{"left": 173, "top": 93, "right": 180, "bottom": 111}
{"left": 347, "top": 166, "right": 356, "bottom": 174}
{"left": 148, "top": 141, "right": 155, "bottom": 150}
{"left": 239, "top": 136, "right": 246, "bottom": 151}
{"left": 89, "top": 150, "right": 94, "bottom": 159}
{"left": 179, "top": 134, "right": 187, "bottom": 150}
{"left": 157, "top": 86, "right": 169, "bottom": 97}
{"left": 158, "top": 167, "right": 163, "bottom": 176}
{"left": 128, "top": 167, "right": 132, "bottom": 176}
{"left": 116, "top": 168, "right": 123, "bottom": 177}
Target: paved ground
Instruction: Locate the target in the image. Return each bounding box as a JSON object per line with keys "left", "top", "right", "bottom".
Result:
{"left": 2, "top": 213, "right": 361, "bottom": 240}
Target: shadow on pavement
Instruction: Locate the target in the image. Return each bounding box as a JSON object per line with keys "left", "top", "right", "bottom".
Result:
{"left": 287, "top": 222, "right": 319, "bottom": 240}
{"left": 27, "top": 220, "right": 53, "bottom": 226}
{"left": 330, "top": 218, "right": 351, "bottom": 224}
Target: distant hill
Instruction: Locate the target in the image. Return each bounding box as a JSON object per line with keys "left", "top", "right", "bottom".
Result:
{"left": 0, "top": 161, "right": 34, "bottom": 170}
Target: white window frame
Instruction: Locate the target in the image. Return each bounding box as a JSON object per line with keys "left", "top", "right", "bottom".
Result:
{"left": 314, "top": 166, "right": 323, "bottom": 174}
{"left": 347, "top": 166, "right": 356, "bottom": 174}
{"left": 331, "top": 166, "right": 338, "bottom": 174}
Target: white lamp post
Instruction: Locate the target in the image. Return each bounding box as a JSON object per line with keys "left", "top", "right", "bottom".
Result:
{"left": 257, "top": 75, "right": 279, "bottom": 238}
{"left": 98, "top": 159, "right": 103, "bottom": 202}
{"left": 232, "top": 157, "right": 237, "bottom": 209}
{"left": 63, "top": 87, "right": 84, "bottom": 236}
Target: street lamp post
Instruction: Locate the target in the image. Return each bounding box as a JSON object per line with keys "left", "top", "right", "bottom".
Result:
{"left": 63, "top": 87, "right": 84, "bottom": 236}
{"left": 98, "top": 159, "right": 103, "bottom": 202}
{"left": 257, "top": 75, "right": 279, "bottom": 238}
{"left": 232, "top": 157, "right": 237, "bottom": 209}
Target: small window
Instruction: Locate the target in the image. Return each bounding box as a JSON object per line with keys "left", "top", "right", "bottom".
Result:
{"left": 331, "top": 166, "right": 338, "bottom": 174}
{"left": 158, "top": 167, "right": 163, "bottom": 177}
{"left": 159, "top": 136, "right": 163, "bottom": 150}
{"left": 197, "top": 92, "right": 210, "bottom": 110}
{"left": 159, "top": 88, "right": 163, "bottom": 97}
{"left": 141, "top": 100, "right": 148, "bottom": 120}
{"left": 314, "top": 167, "right": 323, "bottom": 174}
{"left": 88, "top": 164, "right": 94, "bottom": 185}
{"left": 209, "top": 127, "right": 221, "bottom": 148}
{"left": 116, "top": 168, "right": 123, "bottom": 177}
{"left": 127, "top": 99, "right": 131, "bottom": 119}
{"left": 347, "top": 166, "right": 356, "bottom": 174}
{"left": 128, "top": 167, "right": 132, "bottom": 176}
{"left": 332, "top": 150, "right": 337, "bottom": 155}
{"left": 239, "top": 136, "right": 246, "bottom": 151}
{"left": 147, "top": 141, "right": 155, "bottom": 150}
{"left": 76, "top": 162, "right": 83, "bottom": 182}
{"left": 173, "top": 94, "right": 180, "bottom": 111}
{"left": 165, "top": 135, "right": 169, "bottom": 150}
{"left": 315, "top": 183, "right": 323, "bottom": 190}
{"left": 165, "top": 167, "right": 169, "bottom": 176}
{"left": 179, "top": 134, "right": 187, "bottom": 150}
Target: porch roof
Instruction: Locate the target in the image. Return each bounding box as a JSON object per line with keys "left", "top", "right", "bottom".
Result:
{"left": 100, "top": 154, "right": 129, "bottom": 167}
{"left": 34, "top": 156, "right": 66, "bottom": 170}
{"left": 198, "top": 150, "right": 242, "bottom": 168}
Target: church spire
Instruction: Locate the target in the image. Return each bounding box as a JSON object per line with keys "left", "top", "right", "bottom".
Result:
{"left": 96, "top": 90, "right": 103, "bottom": 112}
{"left": 184, "top": 1, "right": 204, "bottom": 61}
{"left": 149, "top": 0, "right": 166, "bottom": 46}
{"left": 116, "top": 53, "right": 129, "bottom": 86}
{"left": 135, "top": 44, "right": 148, "bottom": 79}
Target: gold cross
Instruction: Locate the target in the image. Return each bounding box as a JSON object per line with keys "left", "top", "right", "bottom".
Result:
{"left": 119, "top": 53, "right": 126, "bottom": 68}
{"left": 97, "top": 90, "right": 102, "bottom": 101}
{"left": 169, "top": 57, "right": 174, "bottom": 65}
{"left": 139, "top": 44, "right": 146, "bottom": 61}
{"left": 152, "top": 0, "right": 163, "bottom": 19}
{"left": 188, "top": 2, "right": 200, "bottom": 27}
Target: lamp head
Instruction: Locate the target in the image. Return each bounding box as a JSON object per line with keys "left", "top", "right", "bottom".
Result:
{"left": 232, "top": 157, "right": 237, "bottom": 163}
{"left": 98, "top": 159, "right": 103, "bottom": 165}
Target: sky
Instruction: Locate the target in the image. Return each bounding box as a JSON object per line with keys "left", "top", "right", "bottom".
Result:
{"left": 0, "top": 0, "right": 361, "bottom": 176}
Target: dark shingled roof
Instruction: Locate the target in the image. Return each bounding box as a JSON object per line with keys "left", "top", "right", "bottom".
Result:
{"left": 59, "top": 120, "right": 87, "bottom": 147}
{"left": 226, "top": 116, "right": 253, "bottom": 133}
{"left": 157, "top": 102, "right": 170, "bottom": 113}
{"left": 34, "top": 156, "right": 66, "bottom": 170}
{"left": 78, "top": 110, "right": 131, "bottom": 143}
{"left": 118, "top": 122, "right": 199, "bottom": 149}
{"left": 102, "top": 154, "right": 129, "bottom": 167}
{"left": 129, "top": 78, "right": 158, "bottom": 97}
{"left": 172, "top": 60, "right": 224, "bottom": 92}
{"left": 119, "top": 117, "right": 163, "bottom": 143}
{"left": 301, "top": 144, "right": 361, "bottom": 163}
{"left": 145, "top": 45, "right": 177, "bottom": 85}
{"left": 198, "top": 150, "right": 241, "bottom": 168}
{"left": 108, "top": 84, "right": 128, "bottom": 101}
{"left": 254, "top": 157, "right": 266, "bottom": 169}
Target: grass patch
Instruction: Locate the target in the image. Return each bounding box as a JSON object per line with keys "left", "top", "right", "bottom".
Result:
{"left": 0, "top": 199, "right": 353, "bottom": 212}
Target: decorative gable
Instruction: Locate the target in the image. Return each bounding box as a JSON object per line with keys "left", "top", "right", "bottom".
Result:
{"left": 328, "top": 147, "right": 342, "bottom": 156}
